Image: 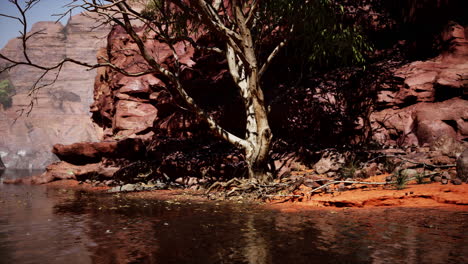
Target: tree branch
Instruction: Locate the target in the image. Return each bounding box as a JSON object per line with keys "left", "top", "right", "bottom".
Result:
{"left": 258, "top": 26, "right": 293, "bottom": 79}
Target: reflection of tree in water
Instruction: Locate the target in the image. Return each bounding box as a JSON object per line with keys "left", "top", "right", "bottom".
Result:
{"left": 52, "top": 192, "right": 468, "bottom": 264}
{"left": 53, "top": 192, "right": 160, "bottom": 263}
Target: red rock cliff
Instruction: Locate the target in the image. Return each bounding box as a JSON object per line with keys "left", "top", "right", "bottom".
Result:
{"left": 0, "top": 13, "right": 110, "bottom": 169}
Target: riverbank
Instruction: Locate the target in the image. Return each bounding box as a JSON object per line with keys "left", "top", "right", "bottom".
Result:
{"left": 40, "top": 179, "right": 468, "bottom": 211}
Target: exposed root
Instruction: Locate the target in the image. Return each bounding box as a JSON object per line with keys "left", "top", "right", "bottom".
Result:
{"left": 204, "top": 175, "right": 422, "bottom": 202}
{"left": 205, "top": 177, "right": 295, "bottom": 200}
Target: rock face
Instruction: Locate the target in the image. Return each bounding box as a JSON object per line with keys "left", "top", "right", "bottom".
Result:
{"left": 371, "top": 22, "right": 468, "bottom": 147}
{"left": 91, "top": 26, "right": 198, "bottom": 140}
{"left": 0, "top": 13, "right": 110, "bottom": 169}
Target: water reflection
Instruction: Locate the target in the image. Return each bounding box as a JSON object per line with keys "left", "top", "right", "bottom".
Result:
{"left": 0, "top": 171, "right": 467, "bottom": 264}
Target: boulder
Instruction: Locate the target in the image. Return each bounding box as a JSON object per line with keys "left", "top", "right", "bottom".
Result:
{"left": 313, "top": 152, "right": 345, "bottom": 174}
{"left": 52, "top": 138, "right": 145, "bottom": 165}
{"left": 371, "top": 22, "right": 468, "bottom": 147}
{"left": 114, "top": 100, "right": 158, "bottom": 136}
{"left": 371, "top": 98, "right": 468, "bottom": 146}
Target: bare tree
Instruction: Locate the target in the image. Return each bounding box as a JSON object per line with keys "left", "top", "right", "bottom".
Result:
{"left": 2, "top": 1, "right": 372, "bottom": 182}
{"left": 1, "top": 0, "right": 302, "bottom": 181}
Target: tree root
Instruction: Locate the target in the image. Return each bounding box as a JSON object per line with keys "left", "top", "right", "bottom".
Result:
{"left": 205, "top": 177, "right": 296, "bottom": 200}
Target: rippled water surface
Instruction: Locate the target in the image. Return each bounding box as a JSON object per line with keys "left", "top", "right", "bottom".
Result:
{"left": 1, "top": 170, "right": 467, "bottom": 264}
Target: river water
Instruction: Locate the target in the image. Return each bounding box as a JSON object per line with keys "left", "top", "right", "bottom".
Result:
{"left": 1, "top": 170, "right": 467, "bottom": 264}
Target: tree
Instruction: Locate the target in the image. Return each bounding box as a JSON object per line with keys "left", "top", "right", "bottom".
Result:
{"left": 0, "top": 0, "right": 370, "bottom": 182}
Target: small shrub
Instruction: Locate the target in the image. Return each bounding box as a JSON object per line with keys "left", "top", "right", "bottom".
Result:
{"left": 415, "top": 173, "right": 425, "bottom": 184}
{"left": 393, "top": 171, "right": 408, "bottom": 190}
{"left": 0, "top": 79, "right": 15, "bottom": 109}
{"left": 340, "top": 160, "right": 359, "bottom": 179}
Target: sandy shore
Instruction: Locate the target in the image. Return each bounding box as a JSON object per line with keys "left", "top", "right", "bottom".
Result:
{"left": 42, "top": 179, "right": 468, "bottom": 211}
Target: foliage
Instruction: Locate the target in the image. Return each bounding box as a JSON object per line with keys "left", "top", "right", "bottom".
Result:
{"left": 259, "top": 0, "right": 373, "bottom": 76}
{"left": 140, "top": 0, "right": 372, "bottom": 73}
{"left": 0, "top": 79, "right": 15, "bottom": 109}
{"left": 340, "top": 160, "right": 359, "bottom": 179}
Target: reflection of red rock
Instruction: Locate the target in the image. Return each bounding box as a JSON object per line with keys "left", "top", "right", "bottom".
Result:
{"left": 4, "top": 161, "right": 118, "bottom": 184}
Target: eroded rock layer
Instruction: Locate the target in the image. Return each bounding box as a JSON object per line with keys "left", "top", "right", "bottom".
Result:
{"left": 0, "top": 13, "right": 110, "bottom": 169}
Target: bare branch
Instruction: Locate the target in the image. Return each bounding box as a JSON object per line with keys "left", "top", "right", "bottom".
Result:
{"left": 0, "top": 13, "right": 24, "bottom": 24}
{"left": 173, "top": 82, "right": 250, "bottom": 150}
{"left": 245, "top": 0, "right": 259, "bottom": 26}
{"left": 258, "top": 26, "right": 294, "bottom": 79}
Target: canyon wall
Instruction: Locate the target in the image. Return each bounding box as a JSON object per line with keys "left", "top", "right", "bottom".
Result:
{"left": 90, "top": 21, "right": 468, "bottom": 150}
{"left": 371, "top": 22, "right": 468, "bottom": 147}
{"left": 0, "top": 13, "right": 109, "bottom": 169}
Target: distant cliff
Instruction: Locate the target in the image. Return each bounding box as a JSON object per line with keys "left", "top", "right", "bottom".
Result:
{"left": 0, "top": 13, "right": 110, "bottom": 169}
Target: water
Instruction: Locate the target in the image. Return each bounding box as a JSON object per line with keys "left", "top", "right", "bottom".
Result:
{"left": 1, "top": 170, "right": 467, "bottom": 264}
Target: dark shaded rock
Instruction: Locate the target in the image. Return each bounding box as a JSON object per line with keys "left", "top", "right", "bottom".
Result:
{"left": 441, "top": 171, "right": 452, "bottom": 180}
{"left": 304, "top": 179, "right": 321, "bottom": 189}
{"left": 457, "top": 148, "right": 468, "bottom": 182}
{"left": 451, "top": 178, "right": 462, "bottom": 185}
{"left": 360, "top": 162, "right": 380, "bottom": 178}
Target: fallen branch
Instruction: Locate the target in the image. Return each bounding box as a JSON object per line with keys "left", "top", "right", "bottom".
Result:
{"left": 265, "top": 194, "right": 302, "bottom": 198}
{"left": 310, "top": 180, "right": 390, "bottom": 194}
{"left": 364, "top": 154, "right": 456, "bottom": 168}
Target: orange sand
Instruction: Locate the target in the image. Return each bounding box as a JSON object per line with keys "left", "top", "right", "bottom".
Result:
{"left": 44, "top": 180, "right": 468, "bottom": 210}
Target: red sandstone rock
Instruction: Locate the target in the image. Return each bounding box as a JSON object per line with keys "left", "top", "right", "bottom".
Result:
{"left": 372, "top": 23, "right": 468, "bottom": 147}
{"left": 52, "top": 138, "right": 145, "bottom": 165}
{"left": 114, "top": 100, "right": 158, "bottom": 136}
